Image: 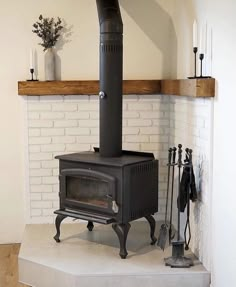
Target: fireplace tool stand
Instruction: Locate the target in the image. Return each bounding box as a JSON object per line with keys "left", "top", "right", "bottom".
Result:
{"left": 164, "top": 144, "right": 194, "bottom": 268}
{"left": 53, "top": 213, "right": 157, "bottom": 259}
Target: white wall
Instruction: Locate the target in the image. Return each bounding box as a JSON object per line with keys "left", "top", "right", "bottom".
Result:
{"left": 207, "top": 1, "right": 236, "bottom": 286}
{"left": 172, "top": 0, "right": 236, "bottom": 286}
{"left": 0, "top": 0, "right": 173, "bottom": 243}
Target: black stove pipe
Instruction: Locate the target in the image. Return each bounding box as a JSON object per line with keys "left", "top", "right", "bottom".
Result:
{"left": 96, "top": 0, "right": 123, "bottom": 157}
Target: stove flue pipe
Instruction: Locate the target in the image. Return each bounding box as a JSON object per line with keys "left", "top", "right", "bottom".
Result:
{"left": 96, "top": 0, "right": 123, "bottom": 157}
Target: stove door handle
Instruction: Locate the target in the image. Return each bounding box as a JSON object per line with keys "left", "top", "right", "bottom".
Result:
{"left": 106, "top": 194, "right": 119, "bottom": 213}
{"left": 112, "top": 201, "right": 119, "bottom": 214}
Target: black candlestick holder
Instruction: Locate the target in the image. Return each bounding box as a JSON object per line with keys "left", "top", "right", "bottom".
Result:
{"left": 27, "top": 68, "right": 38, "bottom": 81}
{"left": 199, "top": 53, "right": 204, "bottom": 78}
{"left": 188, "top": 47, "right": 198, "bottom": 79}
{"left": 188, "top": 49, "right": 211, "bottom": 79}
{"left": 197, "top": 53, "right": 211, "bottom": 78}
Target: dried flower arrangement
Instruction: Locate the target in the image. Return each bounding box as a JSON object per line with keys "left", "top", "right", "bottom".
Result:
{"left": 32, "top": 15, "right": 63, "bottom": 51}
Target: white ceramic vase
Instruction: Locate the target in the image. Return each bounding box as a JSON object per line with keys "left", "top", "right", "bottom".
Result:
{"left": 44, "top": 47, "right": 55, "bottom": 81}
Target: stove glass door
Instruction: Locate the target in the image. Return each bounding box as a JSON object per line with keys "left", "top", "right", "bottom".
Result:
{"left": 67, "top": 175, "right": 109, "bottom": 208}
{"left": 61, "top": 169, "right": 116, "bottom": 213}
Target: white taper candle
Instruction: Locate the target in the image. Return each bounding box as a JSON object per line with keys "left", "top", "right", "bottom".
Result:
{"left": 193, "top": 20, "right": 198, "bottom": 48}
{"left": 30, "top": 49, "right": 34, "bottom": 70}
{"left": 199, "top": 23, "right": 207, "bottom": 54}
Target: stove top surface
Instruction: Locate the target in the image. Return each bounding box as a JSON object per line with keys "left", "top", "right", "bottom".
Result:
{"left": 55, "top": 149, "right": 155, "bottom": 167}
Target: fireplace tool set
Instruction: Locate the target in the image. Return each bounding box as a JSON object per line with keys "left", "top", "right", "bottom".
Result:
{"left": 158, "top": 144, "right": 197, "bottom": 268}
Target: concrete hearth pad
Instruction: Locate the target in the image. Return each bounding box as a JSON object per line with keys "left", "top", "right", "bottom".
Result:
{"left": 19, "top": 222, "right": 210, "bottom": 287}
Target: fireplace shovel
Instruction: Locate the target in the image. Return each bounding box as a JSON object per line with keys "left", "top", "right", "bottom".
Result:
{"left": 157, "top": 148, "right": 172, "bottom": 251}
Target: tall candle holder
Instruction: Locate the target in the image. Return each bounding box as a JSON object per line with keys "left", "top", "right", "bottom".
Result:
{"left": 188, "top": 47, "right": 198, "bottom": 79}
{"left": 199, "top": 53, "right": 204, "bottom": 78}
{"left": 198, "top": 53, "right": 211, "bottom": 78}
{"left": 27, "top": 68, "right": 38, "bottom": 81}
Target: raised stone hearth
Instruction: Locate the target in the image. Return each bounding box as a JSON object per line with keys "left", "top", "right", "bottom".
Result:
{"left": 18, "top": 222, "right": 210, "bottom": 287}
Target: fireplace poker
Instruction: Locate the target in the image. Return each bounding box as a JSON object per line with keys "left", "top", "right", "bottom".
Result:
{"left": 169, "top": 147, "right": 177, "bottom": 243}
{"left": 177, "top": 144, "right": 182, "bottom": 241}
{"left": 157, "top": 148, "right": 172, "bottom": 251}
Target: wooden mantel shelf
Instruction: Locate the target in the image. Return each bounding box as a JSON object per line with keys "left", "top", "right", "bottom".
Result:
{"left": 18, "top": 78, "right": 215, "bottom": 98}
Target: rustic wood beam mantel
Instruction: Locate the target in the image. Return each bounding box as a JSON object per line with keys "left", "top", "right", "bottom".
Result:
{"left": 161, "top": 78, "right": 215, "bottom": 98}
{"left": 18, "top": 78, "right": 215, "bottom": 98}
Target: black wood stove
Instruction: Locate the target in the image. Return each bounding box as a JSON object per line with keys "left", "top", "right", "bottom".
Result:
{"left": 53, "top": 0, "right": 159, "bottom": 259}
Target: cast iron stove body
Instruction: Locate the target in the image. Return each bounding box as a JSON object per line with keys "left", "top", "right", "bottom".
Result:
{"left": 53, "top": 0, "right": 159, "bottom": 259}
{"left": 54, "top": 149, "right": 158, "bottom": 258}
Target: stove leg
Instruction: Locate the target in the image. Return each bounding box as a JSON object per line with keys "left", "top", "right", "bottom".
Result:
{"left": 54, "top": 214, "right": 67, "bottom": 243}
{"left": 145, "top": 215, "right": 157, "bottom": 245}
{"left": 87, "top": 221, "right": 94, "bottom": 231}
{"left": 112, "top": 223, "right": 131, "bottom": 259}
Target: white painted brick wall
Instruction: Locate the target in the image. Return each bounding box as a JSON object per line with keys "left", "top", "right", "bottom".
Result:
{"left": 25, "top": 94, "right": 170, "bottom": 224}
{"left": 24, "top": 94, "right": 213, "bottom": 269}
